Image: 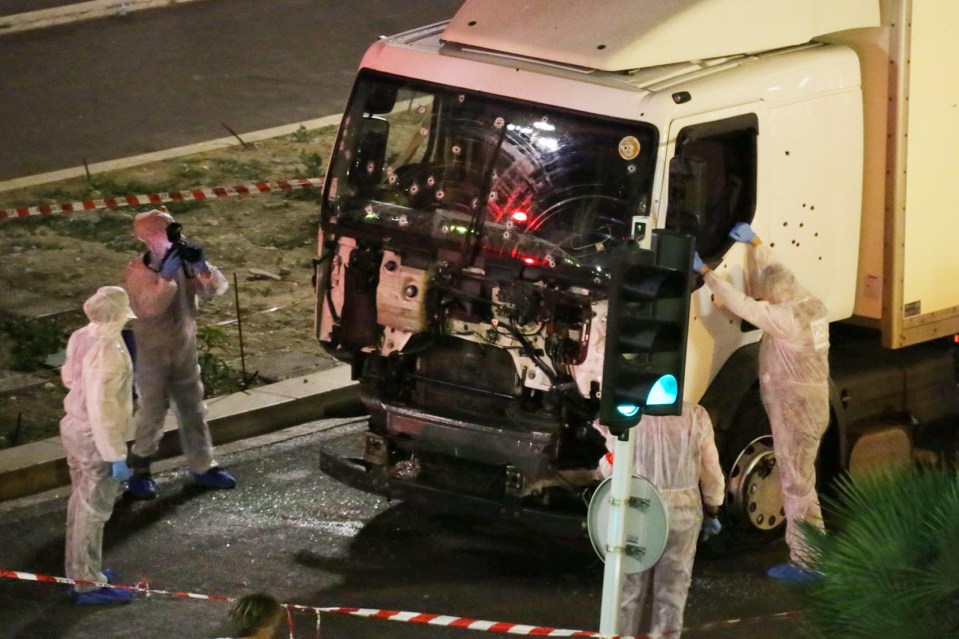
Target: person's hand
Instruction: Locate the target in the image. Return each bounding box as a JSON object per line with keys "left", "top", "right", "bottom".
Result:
{"left": 111, "top": 460, "right": 132, "bottom": 482}
{"left": 701, "top": 516, "right": 722, "bottom": 541}
{"left": 186, "top": 258, "right": 210, "bottom": 275}
{"left": 178, "top": 243, "right": 209, "bottom": 274}
{"left": 729, "top": 222, "right": 756, "bottom": 244}
{"left": 693, "top": 252, "right": 706, "bottom": 274}
{"left": 158, "top": 251, "right": 183, "bottom": 279}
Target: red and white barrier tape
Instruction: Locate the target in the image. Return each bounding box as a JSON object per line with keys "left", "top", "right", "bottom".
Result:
{"left": 0, "top": 569, "right": 802, "bottom": 638}
{"left": 0, "top": 177, "right": 324, "bottom": 222}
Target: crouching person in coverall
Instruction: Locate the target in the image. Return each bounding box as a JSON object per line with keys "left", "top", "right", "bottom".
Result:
{"left": 60, "top": 286, "right": 138, "bottom": 605}
{"left": 123, "top": 209, "right": 236, "bottom": 499}
{"left": 597, "top": 401, "right": 725, "bottom": 638}
{"left": 694, "top": 222, "right": 830, "bottom": 583}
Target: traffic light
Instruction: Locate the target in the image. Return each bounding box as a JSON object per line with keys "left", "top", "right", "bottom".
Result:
{"left": 600, "top": 230, "right": 695, "bottom": 434}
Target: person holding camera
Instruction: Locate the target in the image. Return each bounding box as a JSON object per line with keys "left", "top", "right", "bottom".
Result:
{"left": 123, "top": 209, "right": 237, "bottom": 499}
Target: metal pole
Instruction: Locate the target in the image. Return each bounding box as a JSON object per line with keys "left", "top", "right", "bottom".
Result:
{"left": 232, "top": 272, "right": 247, "bottom": 383}
{"left": 598, "top": 424, "right": 638, "bottom": 637}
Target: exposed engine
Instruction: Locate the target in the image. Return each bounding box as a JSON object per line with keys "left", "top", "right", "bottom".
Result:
{"left": 316, "top": 235, "right": 609, "bottom": 508}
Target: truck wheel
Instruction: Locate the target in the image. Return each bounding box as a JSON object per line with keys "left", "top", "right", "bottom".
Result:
{"left": 719, "top": 389, "right": 786, "bottom": 543}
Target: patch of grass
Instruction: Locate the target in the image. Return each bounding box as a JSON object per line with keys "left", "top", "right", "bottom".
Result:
{"left": 212, "top": 158, "right": 270, "bottom": 183}
{"left": 87, "top": 176, "right": 157, "bottom": 198}
{"left": 294, "top": 151, "right": 324, "bottom": 179}
{"left": 44, "top": 211, "right": 132, "bottom": 244}
{"left": 196, "top": 325, "right": 258, "bottom": 397}
{"left": 0, "top": 316, "right": 66, "bottom": 372}
{"left": 256, "top": 214, "right": 318, "bottom": 250}
{"left": 284, "top": 124, "right": 337, "bottom": 144}
{"left": 163, "top": 200, "right": 208, "bottom": 216}
{"left": 288, "top": 125, "right": 316, "bottom": 143}
{"left": 282, "top": 189, "right": 324, "bottom": 204}
{"left": 175, "top": 162, "right": 209, "bottom": 181}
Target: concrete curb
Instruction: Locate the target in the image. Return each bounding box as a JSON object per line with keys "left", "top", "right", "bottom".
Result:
{"left": 0, "top": 364, "right": 363, "bottom": 502}
{"left": 0, "top": 0, "right": 212, "bottom": 35}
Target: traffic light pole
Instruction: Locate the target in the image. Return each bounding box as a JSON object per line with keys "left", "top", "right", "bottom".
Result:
{"left": 598, "top": 426, "right": 637, "bottom": 637}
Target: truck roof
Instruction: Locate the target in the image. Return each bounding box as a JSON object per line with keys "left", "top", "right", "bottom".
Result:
{"left": 442, "top": 0, "right": 879, "bottom": 72}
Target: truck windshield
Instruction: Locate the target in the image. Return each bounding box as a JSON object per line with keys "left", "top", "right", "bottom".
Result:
{"left": 323, "top": 71, "right": 658, "bottom": 270}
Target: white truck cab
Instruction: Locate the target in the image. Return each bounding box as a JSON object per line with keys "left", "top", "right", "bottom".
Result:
{"left": 314, "top": 0, "right": 958, "bottom": 537}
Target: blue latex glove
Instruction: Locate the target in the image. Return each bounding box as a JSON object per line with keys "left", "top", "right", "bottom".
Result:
{"left": 701, "top": 516, "right": 722, "bottom": 541}
{"left": 111, "top": 461, "right": 132, "bottom": 482}
{"left": 158, "top": 251, "right": 183, "bottom": 279}
{"left": 693, "top": 252, "right": 706, "bottom": 273}
{"left": 729, "top": 222, "right": 756, "bottom": 244}
{"left": 187, "top": 259, "right": 210, "bottom": 275}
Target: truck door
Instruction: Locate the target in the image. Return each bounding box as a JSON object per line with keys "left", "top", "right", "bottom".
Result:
{"left": 659, "top": 107, "right": 764, "bottom": 437}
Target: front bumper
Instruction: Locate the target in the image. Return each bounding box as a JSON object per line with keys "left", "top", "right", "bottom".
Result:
{"left": 319, "top": 447, "right": 589, "bottom": 538}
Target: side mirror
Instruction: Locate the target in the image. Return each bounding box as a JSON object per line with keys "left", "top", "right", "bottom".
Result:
{"left": 365, "top": 84, "right": 398, "bottom": 115}
{"left": 350, "top": 116, "right": 390, "bottom": 188}
{"left": 665, "top": 155, "right": 706, "bottom": 236}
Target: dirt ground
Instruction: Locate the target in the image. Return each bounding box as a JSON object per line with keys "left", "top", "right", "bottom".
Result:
{"left": 0, "top": 125, "right": 341, "bottom": 446}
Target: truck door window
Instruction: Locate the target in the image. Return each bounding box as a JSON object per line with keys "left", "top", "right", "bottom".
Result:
{"left": 665, "top": 114, "right": 757, "bottom": 260}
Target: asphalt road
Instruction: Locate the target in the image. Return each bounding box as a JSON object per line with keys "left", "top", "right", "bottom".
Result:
{"left": 0, "top": 0, "right": 463, "bottom": 181}
{"left": 0, "top": 417, "right": 807, "bottom": 639}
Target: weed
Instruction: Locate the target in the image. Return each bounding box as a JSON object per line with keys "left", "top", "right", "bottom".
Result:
{"left": 0, "top": 316, "right": 66, "bottom": 372}
{"left": 196, "top": 325, "right": 257, "bottom": 397}
{"left": 295, "top": 151, "right": 324, "bottom": 179}
{"left": 285, "top": 124, "right": 337, "bottom": 144}
{"left": 289, "top": 125, "right": 316, "bottom": 143}
{"left": 175, "top": 162, "right": 208, "bottom": 180}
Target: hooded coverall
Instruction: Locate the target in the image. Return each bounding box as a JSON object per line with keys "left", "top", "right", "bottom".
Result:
{"left": 598, "top": 401, "right": 725, "bottom": 638}
{"left": 60, "top": 286, "right": 135, "bottom": 589}
{"left": 703, "top": 243, "right": 830, "bottom": 565}
{"left": 124, "top": 209, "right": 229, "bottom": 474}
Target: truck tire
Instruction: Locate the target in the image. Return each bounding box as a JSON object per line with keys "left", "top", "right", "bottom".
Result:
{"left": 707, "top": 387, "right": 786, "bottom": 554}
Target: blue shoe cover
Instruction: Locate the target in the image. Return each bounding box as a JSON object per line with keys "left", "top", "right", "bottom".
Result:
{"left": 71, "top": 586, "right": 135, "bottom": 605}
{"left": 125, "top": 474, "right": 157, "bottom": 500}
{"left": 767, "top": 563, "right": 821, "bottom": 583}
{"left": 100, "top": 568, "right": 115, "bottom": 583}
{"left": 190, "top": 467, "right": 237, "bottom": 489}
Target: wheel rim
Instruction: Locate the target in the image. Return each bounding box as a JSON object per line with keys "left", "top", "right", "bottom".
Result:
{"left": 727, "top": 435, "right": 785, "bottom": 532}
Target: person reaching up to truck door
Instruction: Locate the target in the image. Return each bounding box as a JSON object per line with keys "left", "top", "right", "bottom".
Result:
{"left": 123, "top": 209, "right": 236, "bottom": 499}
{"left": 694, "top": 222, "right": 829, "bottom": 583}
{"left": 596, "top": 401, "right": 725, "bottom": 637}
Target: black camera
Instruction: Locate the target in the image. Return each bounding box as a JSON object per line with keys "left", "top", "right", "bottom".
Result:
{"left": 165, "top": 222, "right": 204, "bottom": 263}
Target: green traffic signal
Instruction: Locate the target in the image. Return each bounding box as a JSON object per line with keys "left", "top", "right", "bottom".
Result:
{"left": 616, "top": 403, "right": 640, "bottom": 417}
{"left": 615, "top": 373, "right": 678, "bottom": 417}
{"left": 600, "top": 230, "right": 694, "bottom": 433}
{"left": 646, "top": 374, "right": 678, "bottom": 405}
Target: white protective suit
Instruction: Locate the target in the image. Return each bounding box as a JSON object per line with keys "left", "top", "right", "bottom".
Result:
{"left": 60, "top": 286, "right": 135, "bottom": 590}
{"left": 124, "top": 210, "right": 228, "bottom": 473}
{"left": 703, "top": 242, "right": 830, "bottom": 565}
{"left": 598, "top": 402, "right": 725, "bottom": 638}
